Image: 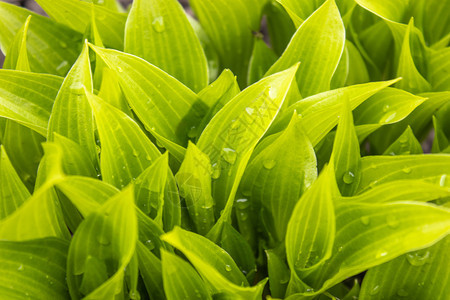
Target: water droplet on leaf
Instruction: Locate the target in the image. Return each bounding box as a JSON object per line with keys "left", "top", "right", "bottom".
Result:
{"left": 17, "top": 264, "right": 24, "bottom": 271}
{"left": 360, "top": 216, "right": 370, "bottom": 225}
{"left": 225, "top": 265, "right": 232, "bottom": 272}
{"left": 406, "top": 250, "right": 430, "bottom": 266}
{"left": 342, "top": 171, "right": 355, "bottom": 184}
{"left": 97, "top": 235, "right": 110, "bottom": 246}
{"left": 152, "top": 16, "right": 165, "bottom": 33}
{"left": 211, "top": 163, "right": 221, "bottom": 179}
{"left": 369, "top": 285, "right": 380, "bottom": 295}
{"left": 263, "top": 159, "right": 276, "bottom": 170}
{"left": 221, "top": 148, "right": 237, "bottom": 164}
{"left": 245, "top": 107, "right": 254, "bottom": 115}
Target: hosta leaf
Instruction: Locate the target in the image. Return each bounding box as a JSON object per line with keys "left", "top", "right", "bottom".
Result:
{"left": 189, "top": 0, "right": 266, "bottom": 86}
{"left": 279, "top": 0, "right": 356, "bottom": 24}
{"left": 347, "top": 180, "right": 450, "bottom": 204}
{"left": 248, "top": 38, "right": 278, "bottom": 85}
{"left": 3, "top": 15, "right": 31, "bottom": 71}
{"left": 125, "top": 0, "right": 208, "bottom": 92}
{"left": 175, "top": 142, "right": 215, "bottom": 235}
{"left": 162, "top": 250, "right": 211, "bottom": 300}
{"left": 345, "top": 40, "right": 370, "bottom": 86}
{"left": 162, "top": 227, "right": 267, "bottom": 299}
{"left": 395, "top": 19, "right": 432, "bottom": 94}
{"left": 271, "top": 79, "right": 400, "bottom": 145}
{"left": 332, "top": 97, "right": 361, "bottom": 196}
{"left": 0, "top": 2, "right": 82, "bottom": 76}
{"left": 67, "top": 186, "right": 137, "bottom": 299}
{"left": 266, "top": 249, "right": 290, "bottom": 298}
{"left": 97, "top": 67, "right": 132, "bottom": 116}
{"left": 136, "top": 242, "right": 165, "bottom": 300}
{"left": 81, "top": 0, "right": 124, "bottom": 13}
{"left": 239, "top": 113, "right": 317, "bottom": 243}
{"left": 286, "top": 164, "right": 337, "bottom": 279}
{"left": 220, "top": 223, "right": 256, "bottom": 279}
{"left": 266, "top": 0, "right": 345, "bottom": 98}
{"left": 47, "top": 42, "right": 98, "bottom": 166}
{"left": 0, "top": 146, "right": 30, "bottom": 219}
{"left": 355, "top": 0, "right": 410, "bottom": 23}
{"left": 300, "top": 201, "right": 450, "bottom": 294}
{"left": 369, "top": 91, "right": 450, "bottom": 153}
{"left": 353, "top": 88, "right": 427, "bottom": 141}
{"left": 360, "top": 236, "right": 450, "bottom": 299}
{"left": 432, "top": 116, "right": 450, "bottom": 154}
{"left": 196, "top": 64, "right": 298, "bottom": 217}
{"left": 2, "top": 121, "right": 44, "bottom": 192}
{"left": 383, "top": 126, "right": 423, "bottom": 155}
{"left": 0, "top": 171, "right": 70, "bottom": 241}
{"left": 0, "top": 70, "right": 63, "bottom": 136}
{"left": 195, "top": 69, "right": 241, "bottom": 140}
{"left": 135, "top": 153, "right": 181, "bottom": 231}
{"left": 89, "top": 45, "right": 208, "bottom": 151}
{"left": 85, "top": 91, "right": 161, "bottom": 189}
{"left": 0, "top": 238, "right": 69, "bottom": 299}
{"left": 34, "top": 0, "right": 126, "bottom": 50}
{"left": 428, "top": 47, "right": 450, "bottom": 92}
{"left": 264, "top": 0, "right": 296, "bottom": 56}
{"left": 357, "top": 155, "right": 450, "bottom": 192}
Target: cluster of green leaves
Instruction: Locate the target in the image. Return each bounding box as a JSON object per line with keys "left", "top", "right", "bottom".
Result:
{"left": 0, "top": 0, "right": 449, "bottom": 299}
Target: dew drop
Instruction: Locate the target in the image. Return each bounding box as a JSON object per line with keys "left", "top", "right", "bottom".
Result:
{"left": 211, "top": 163, "right": 221, "bottom": 179}
{"left": 402, "top": 167, "right": 412, "bottom": 174}
{"left": 187, "top": 126, "right": 197, "bottom": 139}
{"left": 145, "top": 239, "right": 155, "bottom": 251}
{"left": 382, "top": 104, "right": 390, "bottom": 112}
{"left": 236, "top": 198, "right": 250, "bottom": 209}
{"left": 338, "top": 246, "right": 344, "bottom": 252}
{"left": 132, "top": 149, "right": 139, "bottom": 157}
{"left": 56, "top": 60, "right": 69, "bottom": 73}
{"left": 268, "top": 87, "right": 278, "bottom": 99}
{"left": 397, "top": 288, "right": 409, "bottom": 297}
{"left": 342, "top": 171, "right": 355, "bottom": 184}
{"left": 406, "top": 250, "right": 430, "bottom": 266}
{"left": 97, "top": 235, "right": 110, "bottom": 246}
{"left": 263, "top": 159, "right": 276, "bottom": 170}
{"left": 369, "top": 285, "right": 380, "bottom": 296}
{"left": 376, "top": 250, "right": 388, "bottom": 258}
{"left": 152, "top": 16, "right": 165, "bottom": 33}
{"left": 17, "top": 264, "right": 24, "bottom": 271}
{"left": 381, "top": 111, "right": 397, "bottom": 123}
{"left": 230, "top": 119, "right": 240, "bottom": 129}
{"left": 360, "top": 216, "right": 370, "bottom": 225}
{"left": 439, "top": 174, "right": 447, "bottom": 187}
{"left": 221, "top": 148, "right": 237, "bottom": 164}
{"left": 245, "top": 107, "right": 254, "bottom": 115}
{"left": 70, "top": 82, "right": 84, "bottom": 94}
{"left": 399, "top": 135, "right": 408, "bottom": 144}
{"left": 225, "top": 265, "right": 232, "bottom": 272}
{"left": 117, "top": 67, "right": 123, "bottom": 73}
{"left": 386, "top": 215, "right": 399, "bottom": 228}
{"left": 59, "top": 41, "right": 68, "bottom": 49}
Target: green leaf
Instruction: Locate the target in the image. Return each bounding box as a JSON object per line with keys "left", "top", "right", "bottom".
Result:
{"left": 89, "top": 45, "right": 208, "bottom": 151}
{"left": 239, "top": 113, "right": 317, "bottom": 243}
{"left": 0, "top": 70, "right": 63, "bottom": 136}
{"left": 357, "top": 155, "right": 450, "bottom": 192}
{"left": 346, "top": 180, "right": 450, "bottom": 204}
{"left": 189, "top": 0, "right": 267, "bottom": 86}
{"left": 0, "top": 146, "right": 31, "bottom": 220}
{"left": 355, "top": 0, "right": 410, "bottom": 23}
{"left": 353, "top": 87, "right": 427, "bottom": 141}
{"left": 432, "top": 115, "right": 450, "bottom": 154}
{"left": 395, "top": 19, "right": 432, "bottom": 94}
{"left": 195, "top": 69, "right": 241, "bottom": 141}
{"left": 85, "top": 91, "right": 161, "bottom": 189}
{"left": 136, "top": 242, "right": 165, "bottom": 300}
{"left": 0, "top": 2, "right": 82, "bottom": 76}
{"left": 264, "top": 0, "right": 296, "bottom": 56}
{"left": 175, "top": 142, "right": 215, "bottom": 235}
{"left": 162, "top": 250, "right": 212, "bottom": 300}
{"left": 286, "top": 164, "right": 337, "bottom": 283}
{"left": 197, "top": 64, "right": 298, "bottom": 218}
{"left": 3, "top": 15, "right": 31, "bottom": 71}
{"left": 125, "top": 0, "right": 208, "bottom": 92}
{"left": 48, "top": 42, "right": 98, "bottom": 166}
{"left": 66, "top": 186, "right": 138, "bottom": 299}
{"left": 97, "top": 67, "right": 132, "bottom": 116}
{"left": 266, "top": 0, "right": 345, "bottom": 98}
{"left": 135, "top": 153, "right": 181, "bottom": 231}
{"left": 34, "top": 0, "right": 126, "bottom": 50}
{"left": 0, "top": 237, "right": 69, "bottom": 299}
{"left": 428, "top": 47, "right": 450, "bottom": 92}
{"left": 344, "top": 40, "right": 370, "bottom": 86}
{"left": 383, "top": 126, "right": 423, "bottom": 155}
{"left": 162, "top": 227, "right": 267, "bottom": 299}
{"left": 2, "top": 121, "right": 44, "bottom": 191}
{"left": 248, "top": 38, "right": 278, "bottom": 85}
{"left": 0, "top": 168, "right": 70, "bottom": 241}
{"left": 271, "top": 79, "right": 400, "bottom": 146}
{"left": 331, "top": 97, "right": 361, "bottom": 196}
{"left": 300, "top": 201, "right": 450, "bottom": 294}
{"left": 266, "top": 249, "right": 290, "bottom": 298}
{"left": 360, "top": 236, "right": 450, "bottom": 300}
